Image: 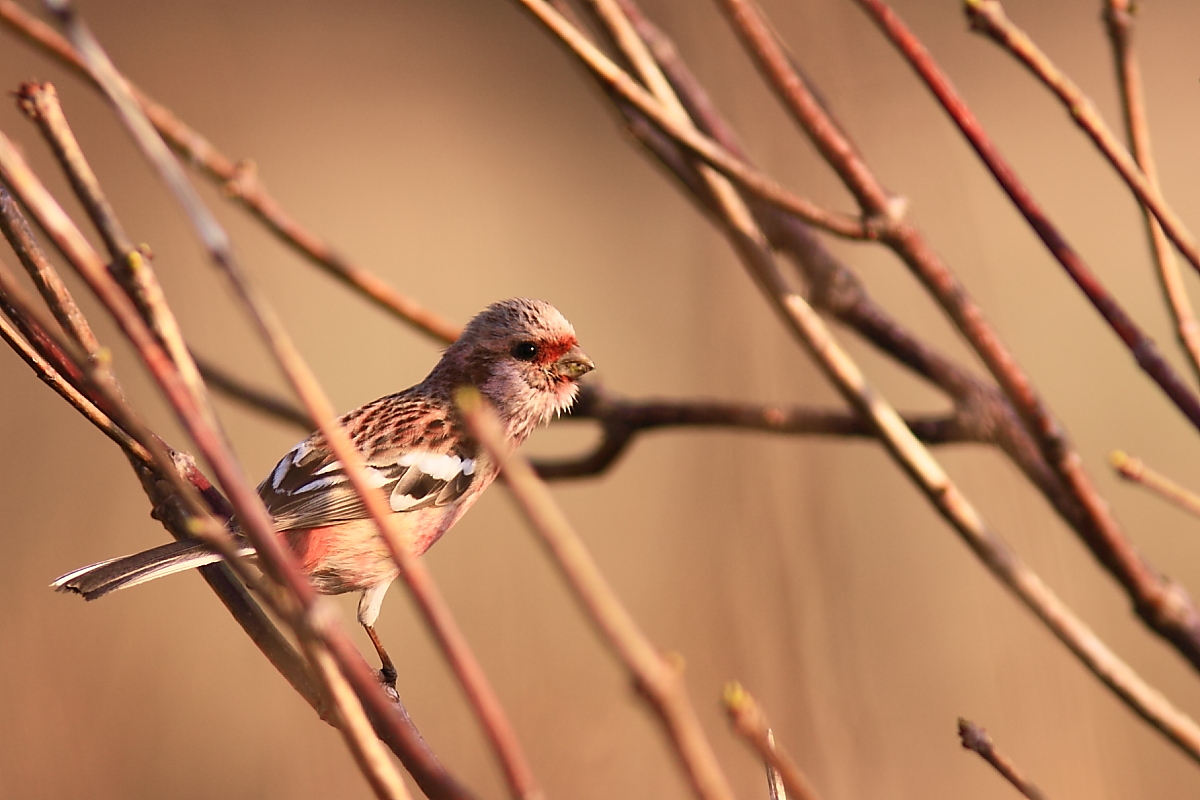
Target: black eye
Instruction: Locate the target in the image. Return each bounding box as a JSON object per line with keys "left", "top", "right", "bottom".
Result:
{"left": 511, "top": 341, "right": 538, "bottom": 361}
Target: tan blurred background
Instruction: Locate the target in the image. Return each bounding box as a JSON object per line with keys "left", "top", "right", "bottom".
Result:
{"left": 3, "top": 0, "right": 1200, "bottom": 797}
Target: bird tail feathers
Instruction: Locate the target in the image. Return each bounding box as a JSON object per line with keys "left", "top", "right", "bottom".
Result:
{"left": 52, "top": 538, "right": 254, "bottom": 600}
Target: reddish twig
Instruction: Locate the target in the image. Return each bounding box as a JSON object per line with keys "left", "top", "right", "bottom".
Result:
{"left": 529, "top": 0, "right": 1200, "bottom": 763}
{"left": 957, "top": 719, "right": 1047, "bottom": 800}
{"left": 608, "top": 5, "right": 1079, "bottom": 542}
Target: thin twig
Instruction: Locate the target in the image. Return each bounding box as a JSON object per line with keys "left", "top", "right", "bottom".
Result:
{"left": 460, "top": 389, "right": 737, "bottom": 800}
{"left": 0, "top": 187, "right": 101, "bottom": 357}
{"left": 965, "top": 0, "right": 1200, "bottom": 282}
{"left": 722, "top": 683, "right": 821, "bottom": 800}
{"left": 609, "top": 5, "right": 1083, "bottom": 552}
{"left": 1100, "top": 0, "right": 1200, "bottom": 383}
{"left": 16, "top": 79, "right": 209, "bottom": 407}
{"left": 1111, "top": 451, "right": 1200, "bottom": 519}
{"left": 957, "top": 718, "right": 1047, "bottom": 800}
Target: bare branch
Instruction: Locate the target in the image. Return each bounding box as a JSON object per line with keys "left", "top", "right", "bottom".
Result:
{"left": 539, "top": 384, "right": 981, "bottom": 479}
{"left": 836, "top": 0, "right": 1200, "bottom": 676}
{"left": 527, "top": 0, "right": 1200, "bottom": 763}
{"left": 508, "top": 0, "right": 872, "bottom": 239}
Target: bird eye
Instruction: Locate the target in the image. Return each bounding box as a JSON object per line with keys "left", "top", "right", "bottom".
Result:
{"left": 511, "top": 341, "right": 539, "bottom": 361}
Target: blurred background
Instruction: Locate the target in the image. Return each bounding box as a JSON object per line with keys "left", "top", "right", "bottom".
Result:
{"left": 2, "top": 0, "right": 1200, "bottom": 797}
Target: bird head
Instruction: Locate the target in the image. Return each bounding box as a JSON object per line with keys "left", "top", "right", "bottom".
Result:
{"left": 434, "top": 298, "right": 594, "bottom": 441}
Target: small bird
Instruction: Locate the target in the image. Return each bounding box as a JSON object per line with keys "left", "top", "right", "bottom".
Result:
{"left": 53, "top": 298, "right": 594, "bottom": 684}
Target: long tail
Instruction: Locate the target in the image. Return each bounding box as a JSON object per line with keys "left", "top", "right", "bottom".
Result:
{"left": 52, "top": 538, "right": 255, "bottom": 600}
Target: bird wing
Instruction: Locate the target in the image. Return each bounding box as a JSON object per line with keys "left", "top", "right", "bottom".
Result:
{"left": 258, "top": 392, "right": 480, "bottom": 531}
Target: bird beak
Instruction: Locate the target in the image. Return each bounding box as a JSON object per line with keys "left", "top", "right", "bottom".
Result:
{"left": 555, "top": 345, "right": 595, "bottom": 380}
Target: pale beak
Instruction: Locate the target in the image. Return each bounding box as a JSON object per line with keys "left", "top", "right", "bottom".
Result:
{"left": 555, "top": 345, "right": 595, "bottom": 380}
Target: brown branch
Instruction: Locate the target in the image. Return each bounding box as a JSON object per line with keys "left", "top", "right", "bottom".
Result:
{"left": 0, "top": 188, "right": 101, "bottom": 357}
{"left": 461, "top": 389, "right": 738, "bottom": 800}
{"left": 1101, "top": 0, "right": 1200, "bottom": 382}
{"left": 539, "top": 384, "right": 981, "bottom": 479}
{"left": 0, "top": 265, "right": 147, "bottom": 462}
{"left": 1112, "top": 451, "right": 1200, "bottom": 519}
{"left": 506, "top": 0, "right": 872, "bottom": 239}
{"left": 957, "top": 719, "right": 1047, "bottom": 800}
{"left": 965, "top": 0, "right": 1200, "bottom": 285}
{"left": 723, "top": 683, "right": 822, "bottom": 800}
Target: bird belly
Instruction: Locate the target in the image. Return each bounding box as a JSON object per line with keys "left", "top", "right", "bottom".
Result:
{"left": 280, "top": 508, "right": 457, "bottom": 595}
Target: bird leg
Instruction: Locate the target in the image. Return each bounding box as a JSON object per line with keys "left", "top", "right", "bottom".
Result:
{"left": 364, "top": 624, "right": 397, "bottom": 687}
